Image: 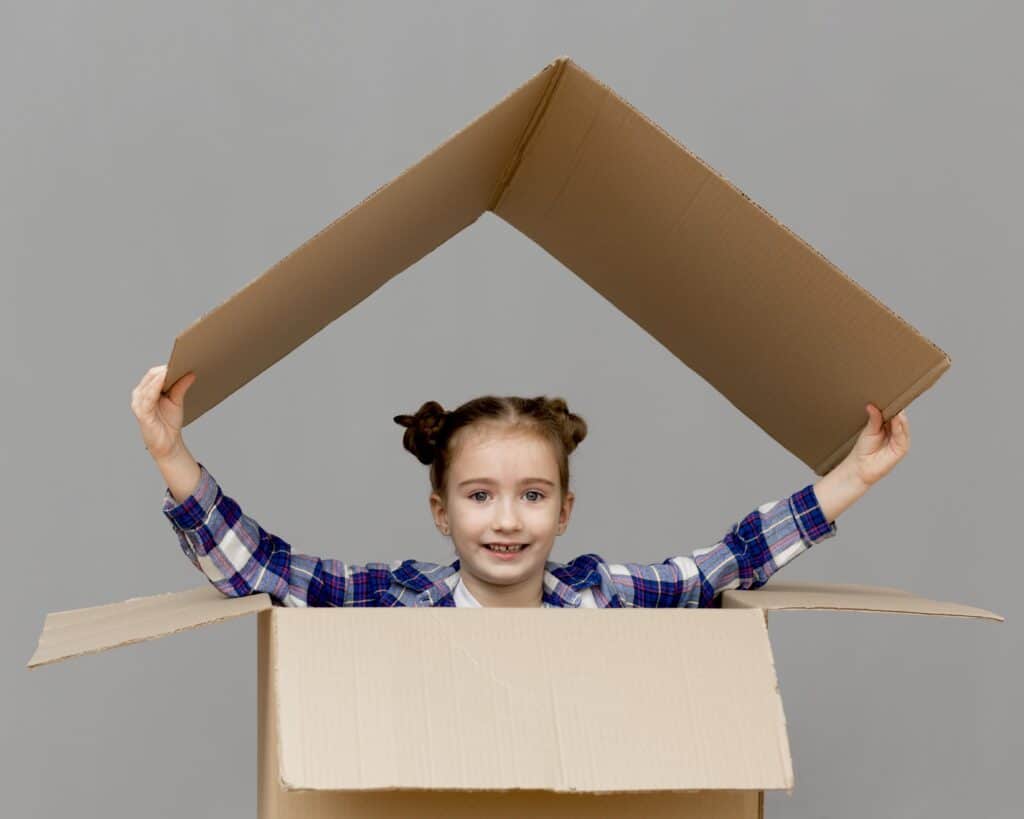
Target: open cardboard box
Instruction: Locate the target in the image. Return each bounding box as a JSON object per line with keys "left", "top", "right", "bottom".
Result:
{"left": 30, "top": 58, "right": 1002, "bottom": 818}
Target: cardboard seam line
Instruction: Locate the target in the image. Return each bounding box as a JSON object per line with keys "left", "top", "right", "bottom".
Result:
{"left": 487, "top": 56, "right": 570, "bottom": 212}
{"left": 814, "top": 356, "right": 951, "bottom": 475}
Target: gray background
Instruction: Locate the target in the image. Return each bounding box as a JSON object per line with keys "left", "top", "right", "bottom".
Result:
{"left": 4, "top": 1, "right": 1020, "bottom": 816}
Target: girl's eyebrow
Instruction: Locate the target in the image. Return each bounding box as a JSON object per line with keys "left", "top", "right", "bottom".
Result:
{"left": 457, "top": 477, "right": 556, "bottom": 488}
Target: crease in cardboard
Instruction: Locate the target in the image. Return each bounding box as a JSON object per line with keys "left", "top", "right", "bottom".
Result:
{"left": 667, "top": 170, "right": 714, "bottom": 243}
{"left": 489, "top": 57, "right": 568, "bottom": 212}
{"left": 537, "top": 88, "right": 614, "bottom": 227}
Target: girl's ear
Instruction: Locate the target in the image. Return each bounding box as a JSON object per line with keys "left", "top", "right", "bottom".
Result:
{"left": 429, "top": 491, "right": 449, "bottom": 536}
{"left": 557, "top": 491, "right": 575, "bottom": 535}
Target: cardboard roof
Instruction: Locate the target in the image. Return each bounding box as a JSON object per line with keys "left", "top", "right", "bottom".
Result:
{"left": 163, "top": 56, "right": 949, "bottom": 476}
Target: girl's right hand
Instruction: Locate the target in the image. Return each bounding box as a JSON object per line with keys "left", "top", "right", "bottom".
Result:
{"left": 130, "top": 365, "right": 197, "bottom": 461}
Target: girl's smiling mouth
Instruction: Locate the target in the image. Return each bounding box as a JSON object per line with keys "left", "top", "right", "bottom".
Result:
{"left": 483, "top": 543, "right": 530, "bottom": 558}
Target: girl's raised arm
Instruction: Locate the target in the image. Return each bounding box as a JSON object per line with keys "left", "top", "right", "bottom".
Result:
{"left": 160, "top": 462, "right": 395, "bottom": 607}
{"left": 605, "top": 485, "right": 836, "bottom": 608}
{"left": 606, "top": 404, "right": 910, "bottom": 608}
{"left": 131, "top": 365, "right": 392, "bottom": 607}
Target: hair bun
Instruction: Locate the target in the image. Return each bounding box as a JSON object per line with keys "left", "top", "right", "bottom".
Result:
{"left": 394, "top": 400, "right": 448, "bottom": 465}
{"left": 542, "top": 396, "right": 588, "bottom": 454}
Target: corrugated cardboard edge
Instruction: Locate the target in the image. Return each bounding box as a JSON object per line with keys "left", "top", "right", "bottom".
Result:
{"left": 28, "top": 587, "right": 273, "bottom": 669}
{"left": 721, "top": 581, "right": 1002, "bottom": 622}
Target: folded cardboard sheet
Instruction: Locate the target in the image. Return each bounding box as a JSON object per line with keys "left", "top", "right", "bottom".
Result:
{"left": 164, "top": 57, "right": 949, "bottom": 476}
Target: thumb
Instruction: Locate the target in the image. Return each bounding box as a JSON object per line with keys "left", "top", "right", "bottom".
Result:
{"left": 166, "top": 371, "right": 196, "bottom": 406}
{"left": 864, "top": 402, "right": 884, "bottom": 435}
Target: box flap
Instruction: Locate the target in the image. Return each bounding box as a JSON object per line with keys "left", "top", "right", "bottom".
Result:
{"left": 271, "top": 608, "right": 793, "bottom": 793}
{"left": 721, "top": 581, "right": 1002, "bottom": 621}
{"left": 28, "top": 586, "right": 272, "bottom": 668}
{"left": 162, "top": 56, "right": 948, "bottom": 475}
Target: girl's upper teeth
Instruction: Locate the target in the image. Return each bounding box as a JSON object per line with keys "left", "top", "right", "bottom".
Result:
{"left": 489, "top": 544, "right": 524, "bottom": 551}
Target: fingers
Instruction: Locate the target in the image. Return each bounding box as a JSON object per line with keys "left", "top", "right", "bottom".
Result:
{"left": 130, "top": 365, "right": 170, "bottom": 417}
{"left": 131, "top": 366, "right": 159, "bottom": 415}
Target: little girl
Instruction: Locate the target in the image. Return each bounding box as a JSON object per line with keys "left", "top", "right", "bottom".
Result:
{"left": 131, "top": 365, "right": 910, "bottom": 609}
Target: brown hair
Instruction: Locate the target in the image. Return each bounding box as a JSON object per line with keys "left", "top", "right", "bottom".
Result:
{"left": 393, "top": 396, "right": 587, "bottom": 499}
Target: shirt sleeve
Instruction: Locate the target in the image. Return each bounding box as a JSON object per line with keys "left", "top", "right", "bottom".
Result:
{"left": 161, "top": 462, "right": 394, "bottom": 607}
{"left": 605, "top": 484, "right": 837, "bottom": 608}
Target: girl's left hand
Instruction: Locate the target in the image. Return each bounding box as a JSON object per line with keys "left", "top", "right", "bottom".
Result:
{"left": 848, "top": 403, "right": 911, "bottom": 487}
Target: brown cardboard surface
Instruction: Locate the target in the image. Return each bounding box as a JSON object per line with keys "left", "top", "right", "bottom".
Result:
{"left": 270, "top": 608, "right": 792, "bottom": 793}
{"left": 721, "top": 581, "right": 1003, "bottom": 621}
{"left": 27, "top": 586, "right": 272, "bottom": 668}
{"left": 164, "top": 56, "right": 948, "bottom": 475}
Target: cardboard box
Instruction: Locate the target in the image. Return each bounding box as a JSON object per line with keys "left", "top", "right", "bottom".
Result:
{"left": 30, "top": 57, "right": 1002, "bottom": 817}
{"left": 30, "top": 586, "right": 1000, "bottom": 817}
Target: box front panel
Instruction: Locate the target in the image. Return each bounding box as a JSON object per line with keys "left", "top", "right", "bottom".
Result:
{"left": 272, "top": 609, "right": 792, "bottom": 792}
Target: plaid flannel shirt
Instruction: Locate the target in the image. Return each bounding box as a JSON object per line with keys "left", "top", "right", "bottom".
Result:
{"left": 162, "top": 463, "right": 837, "bottom": 608}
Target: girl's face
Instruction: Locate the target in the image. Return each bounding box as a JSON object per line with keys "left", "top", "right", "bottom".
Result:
{"left": 430, "top": 425, "right": 574, "bottom": 606}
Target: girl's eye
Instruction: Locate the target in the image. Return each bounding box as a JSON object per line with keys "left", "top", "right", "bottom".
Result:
{"left": 468, "top": 490, "right": 544, "bottom": 502}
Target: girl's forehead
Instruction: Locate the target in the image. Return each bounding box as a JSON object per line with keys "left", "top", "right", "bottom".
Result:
{"left": 450, "top": 427, "right": 559, "bottom": 475}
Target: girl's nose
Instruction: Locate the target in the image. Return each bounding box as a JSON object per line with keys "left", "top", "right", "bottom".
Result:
{"left": 494, "top": 500, "right": 522, "bottom": 531}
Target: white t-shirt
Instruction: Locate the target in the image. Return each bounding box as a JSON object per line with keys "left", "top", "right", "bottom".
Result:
{"left": 452, "top": 575, "right": 483, "bottom": 607}
{"left": 451, "top": 573, "right": 599, "bottom": 608}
